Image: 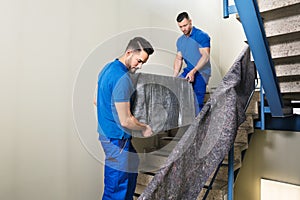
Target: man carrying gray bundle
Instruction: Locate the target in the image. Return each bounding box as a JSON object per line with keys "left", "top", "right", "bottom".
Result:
{"left": 173, "top": 11, "right": 211, "bottom": 115}
{"left": 96, "top": 37, "right": 154, "bottom": 200}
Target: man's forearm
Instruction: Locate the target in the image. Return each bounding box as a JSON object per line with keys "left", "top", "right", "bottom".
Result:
{"left": 173, "top": 58, "right": 182, "bottom": 77}
{"left": 193, "top": 54, "right": 209, "bottom": 73}
{"left": 192, "top": 47, "right": 210, "bottom": 73}
{"left": 115, "top": 102, "right": 148, "bottom": 131}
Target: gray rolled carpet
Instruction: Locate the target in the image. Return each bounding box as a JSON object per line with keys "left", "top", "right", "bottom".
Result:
{"left": 137, "top": 46, "right": 255, "bottom": 200}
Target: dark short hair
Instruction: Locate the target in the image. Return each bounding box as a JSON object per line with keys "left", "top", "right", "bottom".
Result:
{"left": 176, "top": 12, "right": 190, "bottom": 22}
{"left": 125, "top": 37, "right": 154, "bottom": 56}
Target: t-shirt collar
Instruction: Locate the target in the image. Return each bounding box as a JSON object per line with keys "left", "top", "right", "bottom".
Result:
{"left": 115, "top": 59, "right": 128, "bottom": 72}
{"left": 189, "top": 26, "right": 195, "bottom": 36}
{"left": 184, "top": 26, "right": 195, "bottom": 38}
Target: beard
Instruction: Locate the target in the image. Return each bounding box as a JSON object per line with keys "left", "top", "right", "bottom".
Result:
{"left": 125, "top": 55, "right": 138, "bottom": 74}
{"left": 128, "top": 67, "right": 138, "bottom": 74}
{"left": 183, "top": 24, "right": 192, "bottom": 36}
{"left": 184, "top": 28, "right": 191, "bottom": 36}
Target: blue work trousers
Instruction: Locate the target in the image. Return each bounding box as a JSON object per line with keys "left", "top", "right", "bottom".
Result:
{"left": 100, "top": 135, "right": 139, "bottom": 200}
{"left": 180, "top": 71, "right": 206, "bottom": 116}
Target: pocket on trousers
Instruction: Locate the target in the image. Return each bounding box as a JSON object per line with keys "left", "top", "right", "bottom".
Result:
{"left": 100, "top": 136, "right": 120, "bottom": 162}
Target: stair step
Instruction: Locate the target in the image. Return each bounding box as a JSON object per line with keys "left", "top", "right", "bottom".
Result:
{"left": 273, "top": 56, "right": 300, "bottom": 94}
{"left": 275, "top": 62, "right": 300, "bottom": 77}
{"left": 134, "top": 112, "right": 254, "bottom": 200}
{"left": 158, "top": 139, "right": 178, "bottom": 153}
{"left": 277, "top": 75, "right": 300, "bottom": 94}
{"left": 160, "top": 136, "right": 181, "bottom": 141}
{"left": 137, "top": 172, "right": 154, "bottom": 186}
{"left": 238, "top": 115, "right": 255, "bottom": 133}
{"left": 278, "top": 75, "right": 300, "bottom": 83}
{"left": 138, "top": 163, "right": 161, "bottom": 175}
{"left": 269, "top": 38, "right": 300, "bottom": 59}
{"left": 207, "top": 159, "right": 242, "bottom": 184}
{"left": 279, "top": 80, "right": 300, "bottom": 93}
{"left": 150, "top": 149, "right": 170, "bottom": 157}
{"left": 233, "top": 141, "right": 248, "bottom": 152}
{"left": 257, "top": 0, "right": 300, "bottom": 13}
{"left": 136, "top": 176, "right": 229, "bottom": 200}
{"left": 198, "top": 179, "right": 227, "bottom": 200}
{"left": 274, "top": 54, "right": 300, "bottom": 65}
{"left": 238, "top": 124, "right": 255, "bottom": 134}
{"left": 141, "top": 142, "right": 247, "bottom": 171}
{"left": 217, "top": 165, "right": 232, "bottom": 182}
{"left": 134, "top": 183, "right": 146, "bottom": 198}
{"left": 245, "top": 92, "right": 259, "bottom": 117}
{"left": 138, "top": 149, "right": 169, "bottom": 173}
{"left": 166, "top": 125, "right": 190, "bottom": 138}
{"left": 138, "top": 148, "right": 244, "bottom": 189}
{"left": 261, "top": 4, "right": 300, "bottom": 38}
{"left": 268, "top": 32, "right": 300, "bottom": 48}
{"left": 235, "top": 129, "right": 249, "bottom": 144}
{"left": 282, "top": 92, "right": 300, "bottom": 100}
{"left": 204, "top": 179, "right": 228, "bottom": 190}
{"left": 222, "top": 149, "right": 243, "bottom": 168}
{"left": 198, "top": 188, "right": 226, "bottom": 200}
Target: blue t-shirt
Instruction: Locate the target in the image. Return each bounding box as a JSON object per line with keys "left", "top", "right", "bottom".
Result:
{"left": 176, "top": 26, "right": 211, "bottom": 83}
{"left": 97, "top": 59, "right": 134, "bottom": 139}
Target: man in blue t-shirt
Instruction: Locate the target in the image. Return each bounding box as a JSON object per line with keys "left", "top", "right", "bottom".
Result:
{"left": 173, "top": 12, "right": 211, "bottom": 115}
{"left": 96, "top": 37, "right": 154, "bottom": 200}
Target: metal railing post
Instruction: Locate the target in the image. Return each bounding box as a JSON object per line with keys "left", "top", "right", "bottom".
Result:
{"left": 223, "top": 0, "right": 229, "bottom": 18}
{"left": 228, "top": 146, "right": 234, "bottom": 200}
{"left": 260, "top": 87, "right": 265, "bottom": 130}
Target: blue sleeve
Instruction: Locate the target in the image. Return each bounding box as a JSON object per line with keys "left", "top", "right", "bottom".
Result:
{"left": 176, "top": 37, "right": 182, "bottom": 52}
{"left": 197, "top": 33, "right": 210, "bottom": 48}
{"left": 112, "top": 75, "right": 134, "bottom": 102}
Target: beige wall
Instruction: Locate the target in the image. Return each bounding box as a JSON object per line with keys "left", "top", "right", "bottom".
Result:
{"left": 0, "top": 0, "right": 246, "bottom": 199}
{"left": 235, "top": 130, "right": 300, "bottom": 200}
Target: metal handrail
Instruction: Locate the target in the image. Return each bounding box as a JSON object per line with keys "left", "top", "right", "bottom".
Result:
{"left": 223, "top": 0, "right": 238, "bottom": 18}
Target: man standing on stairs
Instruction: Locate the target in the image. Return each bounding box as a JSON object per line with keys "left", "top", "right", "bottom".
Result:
{"left": 173, "top": 11, "right": 211, "bottom": 115}
{"left": 96, "top": 37, "right": 154, "bottom": 200}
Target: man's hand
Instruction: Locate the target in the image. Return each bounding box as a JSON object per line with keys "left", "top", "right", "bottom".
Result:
{"left": 185, "top": 70, "right": 196, "bottom": 82}
{"left": 142, "top": 125, "right": 153, "bottom": 137}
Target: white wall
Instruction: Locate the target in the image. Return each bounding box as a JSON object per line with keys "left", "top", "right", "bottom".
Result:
{"left": 219, "top": 13, "right": 247, "bottom": 75}
{"left": 235, "top": 130, "right": 300, "bottom": 200}
{"left": 0, "top": 0, "right": 245, "bottom": 199}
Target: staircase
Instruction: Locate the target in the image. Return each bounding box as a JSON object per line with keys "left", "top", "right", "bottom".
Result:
{"left": 257, "top": 0, "right": 300, "bottom": 103}
{"left": 133, "top": 102, "right": 257, "bottom": 200}
{"left": 133, "top": 0, "right": 300, "bottom": 199}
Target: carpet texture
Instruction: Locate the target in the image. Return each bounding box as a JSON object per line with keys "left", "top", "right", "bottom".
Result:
{"left": 131, "top": 73, "right": 195, "bottom": 135}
